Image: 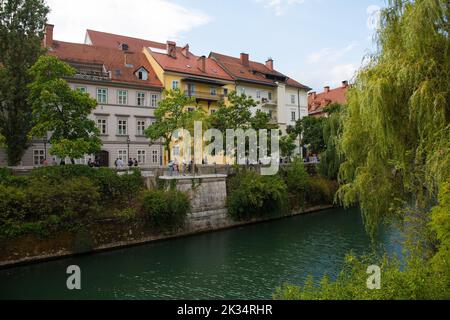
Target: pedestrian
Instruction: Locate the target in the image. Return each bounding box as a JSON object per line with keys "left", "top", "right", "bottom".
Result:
{"left": 117, "top": 158, "right": 124, "bottom": 169}
{"left": 134, "top": 158, "right": 139, "bottom": 167}
{"left": 88, "top": 158, "right": 94, "bottom": 168}
{"left": 115, "top": 158, "right": 119, "bottom": 168}
{"left": 128, "top": 158, "right": 133, "bottom": 168}
{"left": 182, "top": 159, "right": 187, "bottom": 176}
{"left": 168, "top": 160, "right": 174, "bottom": 176}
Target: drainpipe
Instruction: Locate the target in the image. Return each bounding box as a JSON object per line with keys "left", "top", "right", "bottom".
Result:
{"left": 297, "top": 89, "right": 302, "bottom": 158}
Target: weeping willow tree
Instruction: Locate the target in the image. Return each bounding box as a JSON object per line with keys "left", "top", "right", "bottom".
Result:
{"left": 338, "top": 0, "right": 449, "bottom": 239}
{"left": 319, "top": 103, "right": 346, "bottom": 180}
{"left": 276, "top": 0, "right": 450, "bottom": 300}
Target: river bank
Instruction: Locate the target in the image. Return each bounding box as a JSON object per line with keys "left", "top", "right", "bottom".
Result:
{"left": 0, "top": 204, "right": 333, "bottom": 268}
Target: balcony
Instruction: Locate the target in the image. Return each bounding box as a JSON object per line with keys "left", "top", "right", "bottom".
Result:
{"left": 261, "top": 98, "right": 277, "bottom": 108}
{"left": 186, "top": 91, "right": 225, "bottom": 102}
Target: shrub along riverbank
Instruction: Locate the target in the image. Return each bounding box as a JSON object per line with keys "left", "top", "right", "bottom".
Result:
{"left": 0, "top": 166, "right": 190, "bottom": 239}
{"left": 227, "top": 159, "right": 338, "bottom": 221}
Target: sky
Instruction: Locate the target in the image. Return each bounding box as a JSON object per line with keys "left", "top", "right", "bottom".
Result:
{"left": 46, "top": 0, "right": 386, "bottom": 92}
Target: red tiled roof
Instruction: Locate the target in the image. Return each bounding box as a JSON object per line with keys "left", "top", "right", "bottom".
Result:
{"left": 86, "top": 29, "right": 233, "bottom": 82}
{"left": 149, "top": 49, "right": 234, "bottom": 82}
{"left": 308, "top": 85, "right": 349, "bottom": 115}
{"left": 210, "top": 52, "right": 311, "bottom": 90}
{"left": 86, "top": 29, "right": 166, "bottom": 51}
{"left": 48, "top": 40, "right": 163, "bottom": 88}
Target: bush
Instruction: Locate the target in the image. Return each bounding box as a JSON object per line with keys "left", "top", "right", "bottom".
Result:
{"left": 228, "top": 170, "right": 288, "bottom": 221}
{"left": 306, "top": 176, "right": 337, "bottom": 206}
{"left": 280, "top": 158, "right": 309, "bottom": 209}
{"left": 0, "top": 185, "right": 27, "bottom": 225}
{"left": 26, "top": 177, "right": 101, "bottom": 221}
{"left": 29, "top": 165, "right": 143, "bottom": 206}
{"left": 140, "top": 189, "right": 190, "bottom": 231}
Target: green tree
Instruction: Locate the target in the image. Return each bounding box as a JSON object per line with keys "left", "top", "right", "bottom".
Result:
{"left": 28, "top": 56, "right": 101, "bottom": 163}
{"left": 280, "top": 135, "right": 297, "bottom": 159}
{"left": 145, "top": 89, "right": 196, "bottom": 162}
{"left": 0, "top": 0, "right": 49, "bottom": 165}
{"left": 319, "top": 103, "right": 346, "bottom": 180}
{"left": 276, "top": 0, "right": 450, "bottom": 300}
{"left": 211, "top": 91, "right": 254, "bottom": 132}
{"left": 293, "top": 116, "right": 325, "bottom": 155}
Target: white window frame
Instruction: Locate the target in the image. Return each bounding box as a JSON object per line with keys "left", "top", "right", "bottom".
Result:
{"left": 137, "top": 68, "right": 148, "bottom": 81}
{"left": 136, "top": 119, "right": 146, "bottom": 136}
{"left": 118, "top": 150, "right": 128, "bottom": 162}
{"left": 210, "top": 87, "right": 217, "bottom": 96}
{"left": 97, "top": 118, "right": 108, "bottom": 135}
{"left": 97, "top": 88, "right": 108, "bottom": 104}
{"left": 291, "top": 95, "right": 296, "bottom": 104}
{"left": 291, "top": 111, "right": 297, "bottom": 122}
{"left": 117, "top": 119, "right": 128, "bottom": 136}
{"left": 117, "top": 90, "right": 128, "bottom": 105}
{"left": 137, "top": 150, "right": 146, "bottom": 164}
{"left": 173, "top": 145, "right": 180, "bottom": 157}
{"left": 268, "top": 92, "right": 273, "bottom": 101}
{"left": 33, "top": 149, "right": 45, "bottom": 166}
{"left": 152, "top": 150, "right": 159, "bottom": 163}
{"left": 137, "top": 92, "right": 146, "bottom": 107}
{"left": 150, "top": 94, "right": 158, "bottom": 108}
{"left": 172, "top": 81, "right": 179, "bottom": 89}
{"left": 256, "top": 91, "right": 261, "bottom": 99}
{"left": 77, "top": 86, "right": 87, "bottom": 93}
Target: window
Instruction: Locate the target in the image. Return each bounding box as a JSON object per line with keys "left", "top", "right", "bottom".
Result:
{"left": 256, "top": 91, "right": 261, "bottom": 99}
{"left": 150, "top": 94, "right": 158, "bottom": 108}
{"left": 291, "top": 95, "right": 296, "bottom": 104}
{"left": 224, "top": 88, "right": 229, "bottom": 96}
{"left": 77, "top": 86, "right": 87, "bottom": 93}
{"left": 136, "top": 120, "right": 146, "bottom": 136}
{"left": 137, "top": 92, "right": 146, "bottom": 107}
{"left": 118, "top": 90, "right": 128, "bottom": 105}
{"left": 268, "top": 92, "right": 273, "bottom": 101}
{"left": 172, "top": 81, "right": 179, "bottom": 89}
{"left": 97, "top": 118, "right": 107, "bottom": 135}
{"left": 240, "top": 87, "right": 246, "bottom": 95}
{"left": 118, "top": 150, "right": 128, "bottom": 162}
{"left": 97, "top": 88, "right": 108, "bottom": 104}
{"left": 291, "top": 111, "right": 297, "bottom": 122}
{"left": 33, "top": 149, "right": 45, "bottom": 166}
{"left": 152, "top": 150, "right": 159, "bottom": 163}
{"left": 137, "top": 150, "right": 146, "bottom": 164}
{"left": 187, "top": 84, "right": 196, "bottom": 96}
{"left": 173, "top": 145, "right": 180, "bottom": 157}
{"left": 117, "top": 119, "right": 128, "bottom": 135}
{"left": 210, "top": 87, "right": 217, "bottom": 96}
{"left": 137, "top": 68, "right": 148, "bottom": 80}
{"left": 210, "top": 109, "right": 217, "bottom": 115}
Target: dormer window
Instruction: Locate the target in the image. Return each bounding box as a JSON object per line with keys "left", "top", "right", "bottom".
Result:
{"left": 136, "top": 67, "right": 148, "bottom": 81}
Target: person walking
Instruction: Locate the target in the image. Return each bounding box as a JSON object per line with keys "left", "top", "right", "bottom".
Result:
{"left": 133, "top": 158, "right": 139, "bottom": 167}
{"left": 168, "top": 160, "right": 174, "bottom": 176}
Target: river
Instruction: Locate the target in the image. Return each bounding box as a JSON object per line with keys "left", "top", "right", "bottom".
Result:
{"left": 0, "top": 207, "right": 402, "bottom": 300}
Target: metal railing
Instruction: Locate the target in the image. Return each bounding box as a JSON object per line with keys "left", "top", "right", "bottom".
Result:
{"left": 186, "top": 91, "right": 225, "bottom": 101}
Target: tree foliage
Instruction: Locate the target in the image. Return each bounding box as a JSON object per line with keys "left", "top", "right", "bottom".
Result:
{"left": 319, "top": 103, "right": 346, "bottom": 180}
{"left": 145, "top": 89, "right": 197, "bottom": 162}
{"left": 337, "top": 0, "right": 449, "bottom": 237}
{"left": 28, "top": 56, "right": 101, "bottom": 162}
{"left": 293, "top": 116, "right": 325, "bottom": 154}
{"left": 0, "top": 0, "right": 49, "bottom": 165}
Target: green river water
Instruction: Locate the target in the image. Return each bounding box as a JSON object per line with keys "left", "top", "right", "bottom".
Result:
{"left": 0, "top": 207, "right": 402, "bottom": 300}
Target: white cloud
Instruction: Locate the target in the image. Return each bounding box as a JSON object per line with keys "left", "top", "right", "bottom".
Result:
{"left": 255, "top": 0, "right": 305, "bottom": 16}
{"left": 302, "top": 43, "right": 359, "bottom": 90}
{"left": 45, "top": 0, "right": 211, "bottom": 43}
{"left": 307, "top": 42, "right": 358, "bottom": 64}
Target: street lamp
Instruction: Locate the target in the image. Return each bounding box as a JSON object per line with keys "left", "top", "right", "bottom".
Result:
{"left": 126, "top": 136, "right": 131, "bottom": 163}
{"left": 43, "top": 133, "right": 48, "bottom": 160}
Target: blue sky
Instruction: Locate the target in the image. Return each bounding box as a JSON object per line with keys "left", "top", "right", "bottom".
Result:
{"left": 47, "top": 0, "right": 386, "bottom": 91}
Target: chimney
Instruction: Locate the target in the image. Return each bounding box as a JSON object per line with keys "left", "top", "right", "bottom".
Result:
{"left": 266, "top": 58, "right": 274, "bottom": 70}
{"left": 324, "top": 86, "right": 330, "bottom": 93}
{"left": 310, "top": 91, "right": 317, "bottom": 100}
{"left": 44, "top": 24, "right": 54, "bottom": 47}
{"left": 342, "top": 80, "right": 349, "bottom": 88}
{"left": 181, "top": 44, "right": 190, "bottom": 57}
{"left": 167, "top": 41, "right": 177, "bottom": 58}
{"left": 240, "top": 53, "right": 249, "bottom": 66}
{"left": 197, "top": 56, "right": 206, "bottom": 72}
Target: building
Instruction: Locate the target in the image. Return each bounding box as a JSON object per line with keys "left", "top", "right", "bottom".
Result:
{"left": 210, "top": 52, "right": 311, "bottom": 153}
{"left": 308, "top": 81, "right": 349, "bottom": 117}
{"left": 0, "top": 25, "right": 165, "bottom": 168}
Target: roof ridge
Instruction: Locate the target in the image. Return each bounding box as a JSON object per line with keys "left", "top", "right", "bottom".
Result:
{"left": 87, "top": 29, "right": 166, "bottom": 47}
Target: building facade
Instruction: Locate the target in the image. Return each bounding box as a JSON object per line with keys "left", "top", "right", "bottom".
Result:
{"left": 0, "top": 25, "right": 164, "bottom": 168}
